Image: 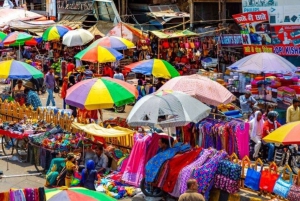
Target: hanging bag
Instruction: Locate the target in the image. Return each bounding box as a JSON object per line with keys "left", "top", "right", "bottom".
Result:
{"left": 259, "top": 162, "right": 279, "bottom": 192}
{"left": 162, "top": 40, "right": 169, "bottom": 49}
{"left": 287, "top": 170, "right": 300, "bottom": 201}
{"left": 273, "top": 165, "right": 293, "bottom": 198}
{"left": 244, "top": 158, "right": 263, "bottom": 191}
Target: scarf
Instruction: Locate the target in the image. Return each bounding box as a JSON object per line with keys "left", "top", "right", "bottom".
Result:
{"left": 249, "top": 111, "right": 264, "bottom": 138}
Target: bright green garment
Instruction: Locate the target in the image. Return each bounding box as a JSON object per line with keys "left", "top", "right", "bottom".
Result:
{"left": 46, "top": 158, "right": 66, "bottom": 186}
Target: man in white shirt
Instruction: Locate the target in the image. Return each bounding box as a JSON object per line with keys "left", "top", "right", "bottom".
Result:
{"left": 93, "top": 145, "right": 108, "bottom": 173}
{"left": 239, "top": 91, "right": 258, "bottom": 115}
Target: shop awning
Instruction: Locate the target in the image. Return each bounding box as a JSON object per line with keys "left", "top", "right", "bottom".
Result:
{"left": 88, "top": 20, "right": 115, "bottom": 36}
{"left": 0, "top": 8, "right": 43, "bottom": 27}
{"left": 150, "top": 30, "right": 198, "bottom": 39}
{"left": 72, "top": 123, "right": 134, "bottom": 137}
{"left": 57, "top": 14, "right": 87, "bottom": 29}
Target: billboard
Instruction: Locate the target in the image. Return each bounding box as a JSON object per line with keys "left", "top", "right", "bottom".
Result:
{"left": 219, "top": 34, "right": 243, "bottom": 46}
{"left": 242, "top": 0, "right": 300, "bottom": 26}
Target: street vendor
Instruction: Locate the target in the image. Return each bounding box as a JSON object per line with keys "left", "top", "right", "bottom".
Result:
{"left": 13, "top": 80, "right": 25, "bottom": 97}
{"left": 239, "top": 91, "right": 258, "bottom": 115}
{"left": 24, "top": 81, "right": 42, "bottom": 110}
{"left": 93, "top": 145, "right": 108, "bottom": 174}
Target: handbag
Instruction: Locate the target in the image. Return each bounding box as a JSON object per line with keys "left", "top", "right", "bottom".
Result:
{"left": 259, "top": 162, "right": 279, "bottom": 192}
{"left": 273, "top": 165, "right": 293, "bottom": 198}
{"left": 54, "top": 86, "right": 60, "bottom": 93}
{"left": 244, "top": 158, "right": 263, "bottom": 191}
{"left": 287, "top": 170, "right": 300, "bottom": 201}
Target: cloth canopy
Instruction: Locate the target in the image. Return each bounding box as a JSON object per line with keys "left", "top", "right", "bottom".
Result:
{"left": 150, "top": 30, "right": 198, "bottom": 39}
{"left": 72, "top": 123, "right": 134, "bottom": 137}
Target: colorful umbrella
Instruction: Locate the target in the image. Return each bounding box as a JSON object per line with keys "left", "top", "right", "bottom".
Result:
{"left": 46, "top": 187, "right": 116, "bottom": 201}
{"left": 91, "top": 36, "right": 135, "bottom": 50}
{"left": 127, "top": 90, "right": 211, "bottom": 128}
{"left": 74, "top": 45, "right": 123, "bottom": 63}
{"left": 2, "top": 31, "right": 32, "bottom": 45}
{"left": 0, "top": 31, "right": 7, "bottom": 42}
{"left": 0, "top": 60, "right": 44, "bottom": 79}
{"left": 227, "top": 52, "right": 297, "bottom": 74}
{"left": 157, "top": 74, "right": 235, "bottom": 106}
{"left": 62, "top": 29, "right": 94, "bottom": 47}
{"left": 124, "top": 59, "right": 180, "bottom": 79}
{"left": 43, "top": 25, "right": 70, "bottom": 41}
{"left": 263, "top": 121, "right": 300, "bottom": 145}
{"left": 66, "top": 77, "right": 138, "bottom": 110}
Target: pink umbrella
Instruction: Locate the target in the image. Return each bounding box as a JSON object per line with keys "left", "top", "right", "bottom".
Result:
{"left": 157, "top": 74, "right": 235, "bottom": 106}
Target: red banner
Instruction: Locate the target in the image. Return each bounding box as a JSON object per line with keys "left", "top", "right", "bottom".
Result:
{"left": 271, "top": 25, "right": 300, "bottom": 46}
{"left": 232, "top": 11, "right": 269, "bottom": 24}
{"left": 243, "top": 45, "right": 273, "bottom": 55}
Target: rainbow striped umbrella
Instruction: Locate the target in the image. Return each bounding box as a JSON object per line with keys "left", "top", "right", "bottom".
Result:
{"left": 2, "top": 31, "right": 32, "bottom": 45}
{"left": 0, "top": 60, "right": 43, "bottom": 79}
{"left": 42, "top": 25, "right": 71, "bottom": 41}
{"left": 66, "top": 77, "right": 138, "bottom": 110}
{"left": 74, "top": 45, "right": 123, "bottom": 63}
{"left": 263, "top": 121, "right": 300, "bottom": 145}
{"left": 125, "top": 59, "right": 180, "bottom": 79}
{"left": 91, "top": 36, "right": 135, "bottom": 50}
{"left": 46, "top": 187, "right": 116, "bottom": 201}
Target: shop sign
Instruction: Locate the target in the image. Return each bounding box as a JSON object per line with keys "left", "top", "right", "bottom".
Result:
{"left": 271, "top": 25, "right": 300, "bottom": 46}
{"left": 219, "top": 34, "right": 243, "bottom": 46}
{"left": 243, "top": 45, "right": 273, "bottom": 54}
{"left": 242, "top": 0, "right": 300, "bottom": 26}
{"left": 232, "top": 11, "right": 269, "bottom": 24}
{"left": 273, "top": 46, "right": 300, "bottom": 56}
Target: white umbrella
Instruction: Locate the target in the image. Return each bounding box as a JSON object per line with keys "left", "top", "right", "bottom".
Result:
{"left": 127, "top": 90, "right": 211, "bottom": 128}
{"left": 227, "top": 52, "right": 297, "bottom": 74}
{"left": 62, "top": 28, "right": 94, "bottom": 47}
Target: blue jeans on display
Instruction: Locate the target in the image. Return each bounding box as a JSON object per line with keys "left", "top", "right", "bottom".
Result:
{"left": 267, "top": 143, "right": 275, "bottom": 162}
{"left": 46, "top": 88, "right": 55, "bottom": 106}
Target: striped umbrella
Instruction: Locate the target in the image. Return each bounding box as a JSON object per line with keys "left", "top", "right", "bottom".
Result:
{"left": 127, "top": 90, "right": 211, "bottom": 128}
{"left": 0, "top": 60, "right": 43, "bottom": 79}
{"left": 0, "top": 31, "right": 7, "bottom": 42}
{"left": 66, "top": 77, "right": 138, "bottom": 110}
{"left": 157, "top": 74, "right": 235, "bottom": 106}
{"left": 46, "top": 187, "right": 116, "bottom": 201}
{"left": 125, "top": 59, "right": 180, "bottom": 79}
{"left": 62, "top": 29, "right": 94, "bottom": 47}
{"left": 91, "top": 36, "right": 135, "bottom": 50}
{"left": 2, "top": 31, "right": 32, "bottom": 45}
{"left": 43, "top": 25, "right": 71, "bottom": 41}
{"left": 74, "top": 45, "right": 123, "bottom": 63}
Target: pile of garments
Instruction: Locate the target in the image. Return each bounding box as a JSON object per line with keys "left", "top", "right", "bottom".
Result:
{"left": 0, "top": 187, "right": 46, "bottom": 201}
{"left": 29, "top": 126, "right": 83, "bottom": 151}
{"left": 95, "top": 176, "right": 137, "bottom": 199}
{"left": 0, "top": 120, "right": 47, "bottom": 135}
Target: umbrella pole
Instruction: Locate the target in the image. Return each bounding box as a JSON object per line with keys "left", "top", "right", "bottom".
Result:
{"left": 98, "top": 63, "right": 100, "bottom": 75}
{"left": 168, "top": 127, "right": 172, "bottom": 147}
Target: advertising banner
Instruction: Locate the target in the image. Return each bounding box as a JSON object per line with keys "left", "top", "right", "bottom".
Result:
{"left": 219, "top": 34, "right": 243, "bottom": 46}
{"left": 242, "top": 0, "right": 300, "bottom": 26}
{"left": 243, "top": 45, "right": 273, "bottom": 54}
{"left": 273, "top": 45, "right": 300, "bottom": 56}
{"left": 232, "top": 11, "right": 272, "bottom": 46}
{"left": 271, "top": 25, "right": 300, "bottom": 46}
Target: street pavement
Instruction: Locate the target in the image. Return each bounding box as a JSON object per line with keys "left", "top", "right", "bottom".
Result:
{"left": 0, "top": 82, "right": 133, "bottom": 200}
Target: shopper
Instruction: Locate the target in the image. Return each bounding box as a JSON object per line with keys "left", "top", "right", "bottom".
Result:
{"left": 286, "top": 98, "right": 300, "bottom": 123}
{"left": 178, "top": 179, "right": 205, "bottom": 201}
{"left": 239, "top": 91, "right": 257, "bottom": 116}
{"left": 61, "top": 77, "right": 68, "bottom": 109}
{"left": 80, "top": 160, "right": 98, "bottom": 191}
{"left": 249, "top": 111, "right": 264, "bottom": 160}
{"left": 45, "top": 67, "right": 56, "bottom": 106}
{"left": 66, "top": 58, "right": 75, "bottom": 74}
{"left": 113, "top": 67, "right": 124, "bottom": 80}
{"left": 263, "top": 111, "right": 281, "bottom": 162}
{"left": 65, "top": 153, "right": 77, "bottom": 187}
{"left": 93, "top": 146, "right": 108, "bottom": 174}
{"left": 24, "top": 81, "right": 42, "bottom": 110}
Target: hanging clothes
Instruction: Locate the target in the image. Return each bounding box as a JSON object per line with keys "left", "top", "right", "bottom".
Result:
{"left": 162, "top": 147, "right": 202, "bottom": 193}
{"left": 122, "top": 134, "right": 151, "bottom": 187}
{"left": 144, "top": 133, "right": 171, "bottom": 163}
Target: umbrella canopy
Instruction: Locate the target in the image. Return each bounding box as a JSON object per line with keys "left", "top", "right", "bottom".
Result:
{"left": 62, "top": 29, "right": 94, "bottom": 47}
{"left": 0, "top": 60, "right": 43, "bottom": 79}
{"left": 125, "top": 59, "right": 180, "bottom": 79}
{"left": 66, "top": 77, "right": 138, "bottom": 110}
{"left": 0, "top": 31, "right": 7, "bottom": 42}
{"left": 46, "top": 187, "right": 116, "bottom": 201}
{"left": 127, "top": 90, "right": 211, "bottom": 128}
{"left": 24, "top": 37, "right": 43, "bottom": 46}
{"left": 157, "top": 74, "right": 235, "bottom": 106}
{"left": 91, "top": 36, "right": 135, "bottom": 50}
{"left": 2, "top": 31, "right": 32, "bottom": 45}
{"left": 43, "top": 25, "right": 70, "bottom": 41}
{"left": 74, "top": 45, "right": 123, "bottom": 63}
{"left": 263, "top": 121, "right": 300, "bottom": 145}
{"left": 227, "top": 52, "right": 297, "bottom": 74}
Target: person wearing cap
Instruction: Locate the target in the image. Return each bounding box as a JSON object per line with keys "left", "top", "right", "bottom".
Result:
{"left": 24, "top": 81, "right": 42, "bottom": 110}
{"left": 239, "top": 91, "right": 258, "bottom": 115}
{"left": 45, "top": 67, "right": 56, "bottom": 106}
{"left": 286, "top": 98, "right": 300, "bottom": 123}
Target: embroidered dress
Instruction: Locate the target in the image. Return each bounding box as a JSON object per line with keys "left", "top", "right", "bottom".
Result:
{"left": 122, "top": 134, "right": 151, "bottom": 186}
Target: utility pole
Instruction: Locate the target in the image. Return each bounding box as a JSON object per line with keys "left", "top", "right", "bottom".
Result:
{"left": 189, "top": 0, "right": 194, "bottom": 30}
